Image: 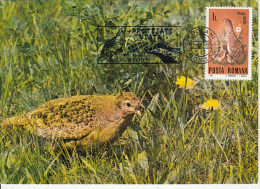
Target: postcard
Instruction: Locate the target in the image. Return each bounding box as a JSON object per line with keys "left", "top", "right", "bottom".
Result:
{"left": 0, "top": 0, "right": 258, "bottom": 187}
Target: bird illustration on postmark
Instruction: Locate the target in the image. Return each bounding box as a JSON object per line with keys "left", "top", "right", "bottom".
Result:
{"left": 205, "top": 7, "right": 252, "bottom": 80}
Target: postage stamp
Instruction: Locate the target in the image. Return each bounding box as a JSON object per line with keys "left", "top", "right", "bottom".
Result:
{"left": 205, "top": 7, "right": 253, "bottom": 80}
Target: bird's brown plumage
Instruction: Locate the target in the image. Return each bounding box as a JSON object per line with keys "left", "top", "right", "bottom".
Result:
{"left": 216, "top": 19, "right": 245, "bottom": 64}
{"left": 2, "top": 92, "right": 142, "bottom": 151}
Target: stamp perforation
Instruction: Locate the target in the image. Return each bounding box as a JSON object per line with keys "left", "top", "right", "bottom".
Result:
{"left": 205, "top": 6, "right": 253, "bottom": 81}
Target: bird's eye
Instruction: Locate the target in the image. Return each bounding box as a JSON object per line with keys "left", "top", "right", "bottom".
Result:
{"left": 127, "top": 102, "right": 131, "bottom": 107}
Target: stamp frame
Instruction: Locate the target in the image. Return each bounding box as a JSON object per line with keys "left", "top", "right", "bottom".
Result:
{"left": 205, "top": 7, "right": 253, "bottom": 80}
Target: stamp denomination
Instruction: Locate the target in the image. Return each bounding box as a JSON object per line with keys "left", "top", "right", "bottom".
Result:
{"left": 205, "top": 7, "right": 252, "bottom": 80}
{"left": 97, "top": 26, "right": 181, "bottom": 64}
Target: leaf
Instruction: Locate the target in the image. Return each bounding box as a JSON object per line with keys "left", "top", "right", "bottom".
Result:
{"left": 23, "top": 42, "right": 30, "bottom": 49}
{"left": 161, "top": 91, "right": 176, "bottom": 120}
{"left": 146, "top": 11, "right": 153, "bottom": 19}
{"left": 140, "top": 93, "right": 159, "bottom": 128}
{"left": 138, "top": 151, "right": 149, "bottom": 173}
{"left": 163, "top": 10, "right": 170, "bottom": 15}
{"left": 127, "top": 129, "right": 139, "bottom": 141}
{"left": 147, "top": 93, "right": 159, "bottom": 113}
{"left": 80, "top": 156, "right": 96, "bottom": 174}
{"left": 154, "top": 117, "right": 168, "bottom": 137}
{"left": 158, "top": 167, "right": 170, "bottom": 184}
{"left": 20, "top": 22, "right": 26, "bottom": 30}
{"left": 3, "top": 20, "right": 10, "bottom": 28}
{"left": 124, "top": 79, "right": 132, "bottom": 85}
{"left": 64, "top": 0, "right": 76, "bottom": 6}
{"left": 44, "top": 153, "right": 60, "bottom": 177}
{"left": 60, "top": 1, "right": 67, "bottom": 9}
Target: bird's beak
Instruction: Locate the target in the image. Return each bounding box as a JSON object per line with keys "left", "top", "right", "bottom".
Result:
{"left": 135, "top": 103, "right": 144, "bottom": 117}
{"left": 135, "top": 110, "right": 142, "bottom": 117}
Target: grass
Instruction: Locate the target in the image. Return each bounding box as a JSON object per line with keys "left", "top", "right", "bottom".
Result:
{"left": 0, "top": 0, "right": 258, "bottom": 184}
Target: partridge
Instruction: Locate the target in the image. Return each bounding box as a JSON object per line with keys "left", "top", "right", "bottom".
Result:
{"left": 100, "top": 29, "right": 124, "bottom": 62}
{"left": 216, "top": 19, "right": 245, "bottom": 64}
{"left": 1, "top": 92, "right": 142, "bottom": 151}
{"left": 146, "top": 42, "right": 179, "bottom": 63}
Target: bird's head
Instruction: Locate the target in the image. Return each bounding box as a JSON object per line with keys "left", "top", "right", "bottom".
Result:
{"left": 223, "top": 19, "right": 233, "bottom": 27}
{"left": 223, "top": 19, "right": 231, "bottom": 23}
{"left": 117, "top": 92, "right": 143, "bottom": 117}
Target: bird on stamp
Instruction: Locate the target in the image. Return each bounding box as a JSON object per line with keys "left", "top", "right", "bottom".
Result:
{"left": 1, "top": 92, "right": 142, "bottom": 152}
{"left": 216, "top": 19, "right": 245, "bottom": 64}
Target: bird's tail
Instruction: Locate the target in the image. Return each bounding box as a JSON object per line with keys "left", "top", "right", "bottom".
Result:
{"left": 1, "top": 115, "right": 28, "bottom": 127}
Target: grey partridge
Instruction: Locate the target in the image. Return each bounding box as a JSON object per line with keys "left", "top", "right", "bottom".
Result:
{"left": 216, "top": 19, "right": 245, "bottom": 64}
{"left": 1, "top": 92, "right": 142, "bottom": 151}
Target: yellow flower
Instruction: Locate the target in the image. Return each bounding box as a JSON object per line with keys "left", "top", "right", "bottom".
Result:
{"left": 201, "top": 99, "right": 221, "bottom": 110}
{"left": 175, "top": 76, "right": 194, "bottom": 89}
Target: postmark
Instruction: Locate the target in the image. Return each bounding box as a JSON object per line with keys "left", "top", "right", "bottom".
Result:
{"left": 205, "top": 7, "right": 253, "bottom": 80}
{"left": 183, "top": 26, "right": 220, "bottom": 64}
{"left": 97, "top": 26, "right": 181, "bottom": 64}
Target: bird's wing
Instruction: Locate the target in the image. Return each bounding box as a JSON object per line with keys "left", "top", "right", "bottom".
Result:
{"left": 26, "top": 117, "right": 96, "bottom": 140}
{"left": 222, "top": 38, "right": 228, "bottom": 51}
{"left": 24, "top": 96, "right": 103, "bottom": 140}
